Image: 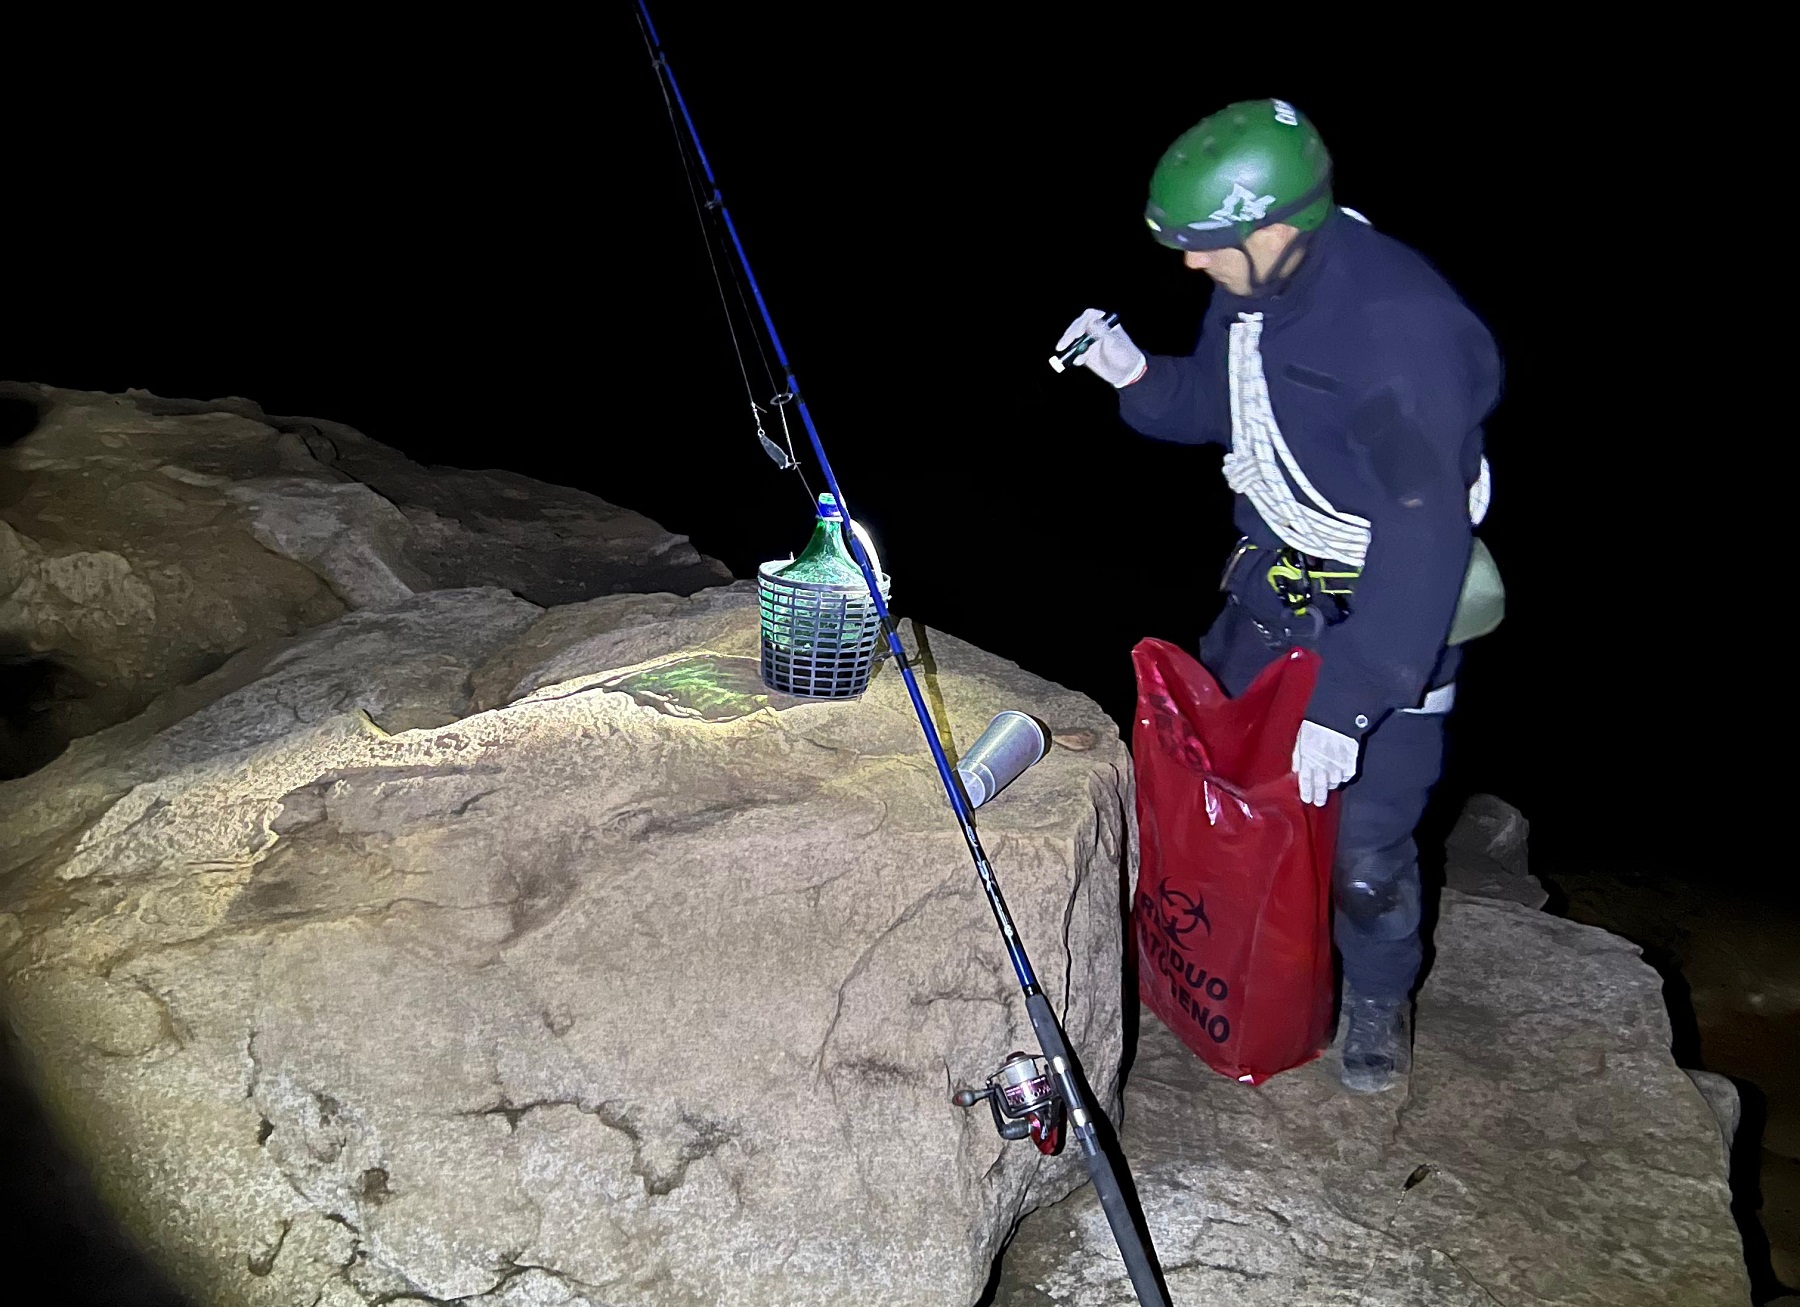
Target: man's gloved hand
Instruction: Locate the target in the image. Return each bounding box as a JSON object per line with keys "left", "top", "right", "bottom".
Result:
{"left": 1293, "top": 720, "right": 1359, "bottom": 807}
{"left": 1056, "top": 308, "right": 1147, "bottom": 387}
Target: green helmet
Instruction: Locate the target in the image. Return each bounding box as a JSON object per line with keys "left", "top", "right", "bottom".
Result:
{"left": 1145, "top": 99, "right": 1333, "bottom": 252}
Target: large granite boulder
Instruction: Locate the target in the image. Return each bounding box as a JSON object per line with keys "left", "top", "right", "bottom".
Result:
{"left": 1, "top": 381, "right": 1756, "bottom": 1304}
{"left": 0, "top": 582, "right": 1134, "bottom": 1306}
{"left": 0, "top": 382, "right": 729, "bottom": 772}
{"left": 993, "top": 888, "right": 1752, "bottom": 1306}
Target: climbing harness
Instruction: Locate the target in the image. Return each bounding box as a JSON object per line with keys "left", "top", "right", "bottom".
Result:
{"left": 634, "top": 10, "right": 1170, "bottom": 1305}
{"left": 1222, "top": 309, "right": 1502, "bottom": 642}
{"left": 1221, "top": 539, "right": 1358, "bottom": 622}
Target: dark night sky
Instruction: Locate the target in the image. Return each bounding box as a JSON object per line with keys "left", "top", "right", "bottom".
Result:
{"left": 5, "top": 15, "right": 1725, "bottom": 878}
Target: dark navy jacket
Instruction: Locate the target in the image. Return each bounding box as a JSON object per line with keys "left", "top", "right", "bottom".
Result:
{"left": 1120, "top": 207, "right": 1501, "bottom": 739}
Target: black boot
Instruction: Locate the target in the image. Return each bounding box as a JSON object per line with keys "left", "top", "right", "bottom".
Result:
{"left": 1337, "top": 993, "right": 1411, "bottom": 1094}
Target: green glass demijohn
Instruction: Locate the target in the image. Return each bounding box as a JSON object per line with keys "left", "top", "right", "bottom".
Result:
{"left": 778, "top": 494, "right": 866, "bottom": 585}
{"left": 757, "top": 492, "right": 890, "bottom": 699}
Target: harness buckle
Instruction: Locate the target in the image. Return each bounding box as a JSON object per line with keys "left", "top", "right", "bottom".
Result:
{"left": 1264, "top": 549, "right": 1357, "bottom": 624}
{"left": 1265, "top": 555, "right": 1316, "bottom": 614}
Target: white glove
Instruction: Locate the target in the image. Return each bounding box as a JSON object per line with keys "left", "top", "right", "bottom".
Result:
{"left": 1055, "top": 308, "right": 1147, "bottom": 388}
{"left": 1293, "top": 720, "right": 1359, "bottom": 807}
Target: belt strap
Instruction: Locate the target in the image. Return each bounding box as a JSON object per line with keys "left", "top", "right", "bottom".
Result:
{"left": 1402, "top": 683, "right": 1457, "bottom": 715}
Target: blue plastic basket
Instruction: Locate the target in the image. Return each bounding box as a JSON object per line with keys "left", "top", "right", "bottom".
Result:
{"left": 757, "top": 561, "right": 891, "bottom": 699}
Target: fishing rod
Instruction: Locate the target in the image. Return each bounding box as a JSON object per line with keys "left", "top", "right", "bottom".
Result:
{"left": 634, "top": 8, "right": 1170, "bottom": 1305}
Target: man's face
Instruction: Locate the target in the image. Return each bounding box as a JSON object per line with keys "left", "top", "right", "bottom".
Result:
{"left": 1182, "top": 223, "right": 1300, "bottom": 295}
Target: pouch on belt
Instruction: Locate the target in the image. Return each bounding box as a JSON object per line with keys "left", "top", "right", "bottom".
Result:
{"left": 1447, "top": 538, "right": 1504, "bottom": 646}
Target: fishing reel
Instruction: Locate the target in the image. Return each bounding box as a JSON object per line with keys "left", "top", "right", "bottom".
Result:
{"left": 952, "top": 1051, "right": 1065, "bottom": 1156}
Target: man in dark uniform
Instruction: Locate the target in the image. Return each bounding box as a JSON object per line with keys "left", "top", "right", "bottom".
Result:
{"left": 1058, "top": 98, "right": 1503, "bottom": 1093}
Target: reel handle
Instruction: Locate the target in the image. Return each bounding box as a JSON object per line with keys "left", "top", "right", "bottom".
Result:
{"left": 951, "top": 1083, "right": 1033, "bottom": 1141}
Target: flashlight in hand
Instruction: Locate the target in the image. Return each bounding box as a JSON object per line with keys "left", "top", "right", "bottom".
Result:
{"left": 1048, "top": 310, "right": 1119, "bottom": 373}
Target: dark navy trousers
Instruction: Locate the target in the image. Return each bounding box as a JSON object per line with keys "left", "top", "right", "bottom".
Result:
{"left": 1200, "top": 598, "right": 1447, "bottom": 1004}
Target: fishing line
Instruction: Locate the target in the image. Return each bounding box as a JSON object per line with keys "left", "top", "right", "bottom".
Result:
{"left": 637, "top": 6, "right": 812, "bottom": 506}
{"left": 633, "top": 9, "right": 1169, "bottom": 1303}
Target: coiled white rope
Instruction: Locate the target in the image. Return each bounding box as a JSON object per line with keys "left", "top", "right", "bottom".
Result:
{"left": 1222, "top": 312, "right": 1489, "bottom": 565}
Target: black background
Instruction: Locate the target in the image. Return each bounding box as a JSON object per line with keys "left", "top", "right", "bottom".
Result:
{"left": 4, "top": 11, "right": 1724, "bottom": 880}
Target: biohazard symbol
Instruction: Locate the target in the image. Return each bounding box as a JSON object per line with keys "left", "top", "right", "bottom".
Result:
{"left": 1154, "top": 881, "right": 1211, "bottom": 949}
{"left": 1208, "top": 182, "right": 1277, "bottom": 225}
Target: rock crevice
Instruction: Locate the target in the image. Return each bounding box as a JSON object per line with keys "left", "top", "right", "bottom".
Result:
{"left": 3, "top": 549, "right": 1130, "bottom": 1306}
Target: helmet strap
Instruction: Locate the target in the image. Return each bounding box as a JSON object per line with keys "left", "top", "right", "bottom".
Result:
{"left": 1242, "top": 227, "right": 1316, "bottom": 298}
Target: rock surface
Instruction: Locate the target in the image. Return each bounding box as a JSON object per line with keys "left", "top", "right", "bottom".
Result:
{"left": 1543, "top": 864, "right": 1800, "bottom": 1295}
{"left": 0, "top": 381, "right": 729, "bottom": 773}
{"left": 0, "top": 587, "right": 543, "bottom": 883}
{"left": 1442, "top": 792, "right": 1547, "bottom": 909}
{"left": 0, "top": 582, "right": 1134, "bottom": 1307}
{"left": 993, "top": 891, "right": 1751, "bottom": 1306}
{"left": 1686, "top": 1068, "right": 1743, "bottom": 1163}
{"left": 0, "top": 383, "right": 1759, "bottom": 1304}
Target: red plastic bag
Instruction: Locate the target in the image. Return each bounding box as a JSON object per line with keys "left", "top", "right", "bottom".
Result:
{"left": 1130, "top": 637, "right": 1337, "bottom": 1085}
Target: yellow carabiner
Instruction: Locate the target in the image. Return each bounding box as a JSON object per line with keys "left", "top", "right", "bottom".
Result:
{"left": 1265, "top": 557, "right": 1312, "bottom": 616}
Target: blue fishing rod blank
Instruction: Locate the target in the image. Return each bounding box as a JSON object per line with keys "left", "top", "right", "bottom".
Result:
{"left": 634, "top": 10, "right": 1170, "bottom": 1304}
